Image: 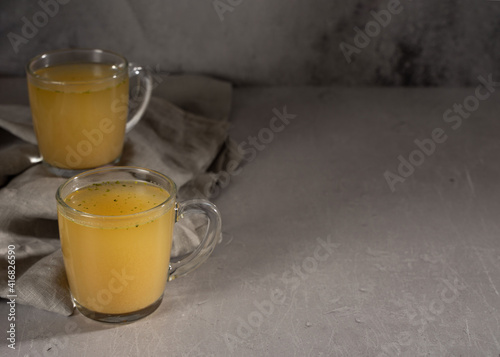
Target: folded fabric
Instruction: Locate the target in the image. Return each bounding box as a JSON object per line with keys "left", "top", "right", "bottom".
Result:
{"left": 0, "top": 74, "right": 241, "bottom": 316}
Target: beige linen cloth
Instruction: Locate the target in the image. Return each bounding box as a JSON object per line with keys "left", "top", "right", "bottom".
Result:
{"left": 0, "top": 74, "right": 241, "bottom": 316}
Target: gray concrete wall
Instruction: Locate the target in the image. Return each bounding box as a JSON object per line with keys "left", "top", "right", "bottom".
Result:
{"left": 1, "top": 0, "right": 499, "bottom": 86}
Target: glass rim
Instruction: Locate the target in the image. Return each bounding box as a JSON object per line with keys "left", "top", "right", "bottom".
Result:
{"left": 26, "top": 48, "right": 128, "bottom": 86}
{"left": 56, "top": 166, "right": 177, "bottom": 220}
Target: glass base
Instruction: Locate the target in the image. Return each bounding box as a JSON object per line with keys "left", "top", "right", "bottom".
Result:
{"left": 74, "top": 295, "right": 163, "bottom": 323}
{"left": 43, "top": 156, "right": 121, "bottom": 178}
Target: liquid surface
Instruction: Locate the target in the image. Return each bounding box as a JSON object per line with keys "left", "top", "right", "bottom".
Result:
{"left": 58, "top": 181, "right": 174, "bottom": 314}
{"left": 34, "top": 63, "right": 124, "bottom": 85}
{"left": 65, "top": 180, "right": 169, "bottom": 217}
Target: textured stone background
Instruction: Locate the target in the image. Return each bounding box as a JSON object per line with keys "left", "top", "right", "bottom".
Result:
{"left": 1, "top": 0, "right": 499, "bottom": 86}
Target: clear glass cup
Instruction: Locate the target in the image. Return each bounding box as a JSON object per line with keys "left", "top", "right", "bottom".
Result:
{"left": 26, "top": 49, "right": 153, "bottom": 177}
{"left": 56, "top": 166, "right": 222, "bottom": 323}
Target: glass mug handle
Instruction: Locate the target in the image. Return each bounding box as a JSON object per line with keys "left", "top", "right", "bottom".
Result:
{"left": 126, "top": 63, "right": 153, "bottom": 133}
{"left": 169, "top": 199, "right": 222, "bottom": 280}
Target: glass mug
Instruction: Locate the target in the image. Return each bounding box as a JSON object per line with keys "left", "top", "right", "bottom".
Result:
{"left": 56, "top": 166, "right": 221, "bottom": 323}
{"left": 26, "top": 48, "right": 152, "bottom": 177}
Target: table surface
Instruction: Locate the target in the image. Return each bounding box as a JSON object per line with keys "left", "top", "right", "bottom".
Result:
{"left": 1, "top": 83, "right": 500, "bottom": 356}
